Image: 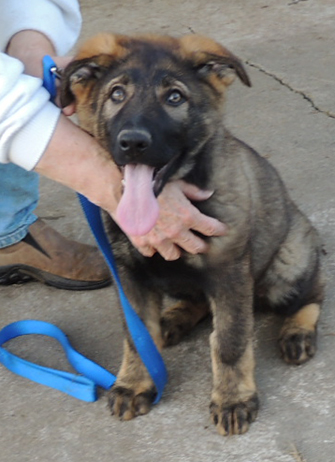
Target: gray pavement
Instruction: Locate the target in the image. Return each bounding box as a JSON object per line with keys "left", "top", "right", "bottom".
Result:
{"left": 1, "top": 1, "right": 335, "bottom": 461}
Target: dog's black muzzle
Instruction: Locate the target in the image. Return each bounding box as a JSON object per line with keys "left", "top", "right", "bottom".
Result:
{"left": 112, "top": 117, "right": 187, "bottom": 197}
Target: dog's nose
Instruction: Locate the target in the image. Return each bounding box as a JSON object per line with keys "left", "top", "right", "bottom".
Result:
{"left": 117, "top": 129, "right": 152, "bottom": 155}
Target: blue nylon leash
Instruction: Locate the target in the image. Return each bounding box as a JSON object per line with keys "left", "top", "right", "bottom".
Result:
{"left": 0, "top": 56, "right": 167, "bottom": 404}
{"left": 78, "top": 195, "right": 167, "bottom": 404}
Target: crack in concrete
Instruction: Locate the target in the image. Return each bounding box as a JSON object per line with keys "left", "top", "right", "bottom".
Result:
{"left": 245, "top": 60, "right": 335, "bottom": 120}
{"left": 288, "top": 0, "right": 309, "bottom": 5}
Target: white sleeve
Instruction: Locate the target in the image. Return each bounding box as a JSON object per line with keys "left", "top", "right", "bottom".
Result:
{"left": 0, "top": 53, "right": 61, "bottom": 170}
{"left": 0, "top": 0, "right": 82, "bottom": 55}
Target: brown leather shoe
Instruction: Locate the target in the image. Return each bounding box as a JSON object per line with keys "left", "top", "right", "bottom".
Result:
{"left": 0, "top": 219, "right": 111, "bottom": 290}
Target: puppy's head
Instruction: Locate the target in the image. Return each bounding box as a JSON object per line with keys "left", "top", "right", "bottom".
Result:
{"left": 61, "top": 33, "right": 250, "bottom": 121}
{"left": 60, "top": 33, "right": 251, "bottom": 235}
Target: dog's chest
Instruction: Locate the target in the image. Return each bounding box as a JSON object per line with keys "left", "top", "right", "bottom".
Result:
{"left": 132, "top": 251, "right": 209, "bottom": 298}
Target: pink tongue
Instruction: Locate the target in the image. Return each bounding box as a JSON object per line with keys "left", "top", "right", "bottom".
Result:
{"left": 116, "top": 164, "right": 160, "bottom": 236}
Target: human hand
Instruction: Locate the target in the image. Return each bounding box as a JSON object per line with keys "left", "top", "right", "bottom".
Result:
{"left": 128, "top": 180, "right": 227, "bottom": 260}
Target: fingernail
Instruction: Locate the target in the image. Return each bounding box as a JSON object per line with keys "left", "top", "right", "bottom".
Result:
{"left": 219, "top": 223, "right": 228, "bottom": 235}
{"left": 198, "top": 190, "right": 214, "bottom": 200}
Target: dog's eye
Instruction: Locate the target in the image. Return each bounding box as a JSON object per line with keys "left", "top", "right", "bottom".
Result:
{"left": 166, "top": 90, "right": 185, "bottom": 106}
{"left": 111, "top": 86, "right": 126, "bottom": 103}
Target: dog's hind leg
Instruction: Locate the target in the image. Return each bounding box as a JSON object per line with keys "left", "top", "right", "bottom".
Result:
{"left": 278, "top": 302, "right": 321, "bottom": 365}
{"left": 108, "top": 288, "right": 164, "bottom": 420}
{"left": 161, "top": 294, "right": 210, "bottom": 347}
{"left": 257, "top": 214, "right": 324, "bottom": 365}
{"left": 209, "top": 258, "right": 259, "bottom": 436}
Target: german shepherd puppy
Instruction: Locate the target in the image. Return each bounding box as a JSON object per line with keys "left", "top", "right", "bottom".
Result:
{"left": 61, "top": 33, "right": 324, "bottom": 436}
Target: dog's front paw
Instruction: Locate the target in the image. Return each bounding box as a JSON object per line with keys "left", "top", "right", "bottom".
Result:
{"left": 108, "top": 385, "right": 157, "bottom": 421}
{"left": 279, "top": 329, "right": 316, "bottom": 365}
{"left": 210, "top": 394, "right": 259, "bottom": 436}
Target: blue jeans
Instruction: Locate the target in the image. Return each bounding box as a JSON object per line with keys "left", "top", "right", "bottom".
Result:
{"left": 0, "top": 163, "right": 39, "bottom": 248}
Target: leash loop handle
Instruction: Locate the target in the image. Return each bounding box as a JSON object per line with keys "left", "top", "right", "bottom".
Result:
{"left": 0, "top": 320, "right": 116, "bottom": 402}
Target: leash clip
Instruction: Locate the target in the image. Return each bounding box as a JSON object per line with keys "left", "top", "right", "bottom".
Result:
{"left": 42, "top": 55, "right": 62, "bottom": 101}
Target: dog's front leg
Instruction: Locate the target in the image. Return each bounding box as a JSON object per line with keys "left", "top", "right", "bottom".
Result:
{"left": 209, "top": 259, "right": 259, "bottom": 436}
{"left": 108, "top": 288, "right": 163, "bottom": 420}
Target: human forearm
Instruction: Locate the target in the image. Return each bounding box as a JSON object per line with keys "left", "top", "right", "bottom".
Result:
{"left": 4, "top": 32, "right": 121, "bottom": 213}
{"left": 34, "top": 114, "right": 122, "bottom": 215}
{"left": 6, "top": 30, "right": 55, "bottom": 77}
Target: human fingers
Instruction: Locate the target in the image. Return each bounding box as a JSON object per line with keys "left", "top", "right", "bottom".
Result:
{"left": 130, "top": 234, "right": 181, "bottom": 261}
{"left": 178, "top": 181, "right": 214, "bottom": 201}
{"left": 166, "top": 229, "right": 209, "bottom": 254}
{"left": 130, "top": 239, "right": 156, "bottom": 257}
{"left": 162, "top": 181, "right": 227, "bottom": 238}
{"left": 187, "top": 207, "right": 227, "bottom": 237}
{"left": 62, "top": 103, "right": 76, "bottom": 116}
{"left": 129, "top": 209, "right": 208, "bottom": 257}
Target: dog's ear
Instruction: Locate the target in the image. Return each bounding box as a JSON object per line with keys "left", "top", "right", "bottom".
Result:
{"left": 60, "top": 33, "right": 130, "bottom": 107}
{"left": 194, "top": 53, "right": 251, "bottom": 88}
{"left": 179, "top": 34, "right": 251, "bottom": 88}
{"left": 60, "top": 59, "right": 106, "bottom": 107}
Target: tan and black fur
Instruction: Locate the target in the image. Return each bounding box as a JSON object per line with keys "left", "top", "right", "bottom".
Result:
{"left": 61, "top": 33, "right": 324, "bottom": 436}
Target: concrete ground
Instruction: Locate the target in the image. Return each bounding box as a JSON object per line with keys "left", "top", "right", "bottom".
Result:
{"left": 1, "top": 1, "right": 335, "bottom": 461}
